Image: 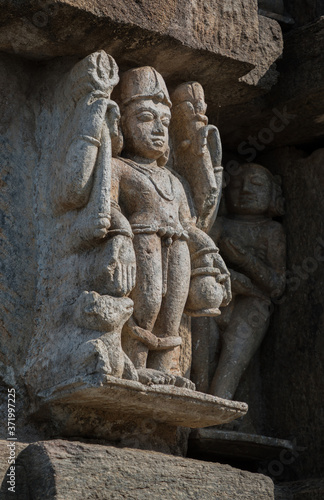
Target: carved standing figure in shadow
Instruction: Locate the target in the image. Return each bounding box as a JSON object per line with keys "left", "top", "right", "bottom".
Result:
{"left": 209, "top": 163, "right": 286, "bottom": 400}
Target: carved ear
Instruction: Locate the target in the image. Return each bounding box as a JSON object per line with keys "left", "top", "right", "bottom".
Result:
{"left": 273, "top": 174, "right": 282, "bottom": 186}
{"left": 106, "top": 100, "right": 124, "bottom": 157}
{"left": 206, "top": 125, "right": 222, "bottom": 167}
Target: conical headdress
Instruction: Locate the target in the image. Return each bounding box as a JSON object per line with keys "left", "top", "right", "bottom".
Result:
{"left": 117, "top": 66, "right": 171, "bottom": 108}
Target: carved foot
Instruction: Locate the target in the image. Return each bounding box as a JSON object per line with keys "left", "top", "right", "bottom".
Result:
{"left": 137, "top": 368, "right": 176, "bottom": 386}
{"left": 174, "top": 375, "right": 196, "bottom": 391}
{"left": 122, "top": 354, "right": 139, "bottom": 382}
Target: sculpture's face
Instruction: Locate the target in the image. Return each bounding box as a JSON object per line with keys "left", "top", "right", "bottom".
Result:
{"left": 226, "top": 166, "right": 272, "bottom": 215}
{"left": 122, "top": 99, "right": 171, "bottom": 161}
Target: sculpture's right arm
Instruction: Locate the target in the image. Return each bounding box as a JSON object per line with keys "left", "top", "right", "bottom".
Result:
{"left": 105, "top": 162, "right": 136, "bottom": 296}
{"left": 178, "top": 184, "right": 232, "bottom": 305}
{"left": 52, "top": 50, "right": 120, "bottom": 214}
{"left": 54, "top": 95, "right": 111, "bottom": 213}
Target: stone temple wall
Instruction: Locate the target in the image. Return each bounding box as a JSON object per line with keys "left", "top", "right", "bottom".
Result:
{"left": 0, "top": 1, "right": 323, "bottom": 499}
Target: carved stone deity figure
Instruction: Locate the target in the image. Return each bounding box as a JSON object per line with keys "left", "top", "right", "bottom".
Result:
{"left": 112, "top": 68, "right": 231, "bottom": 388}
{"left": 209, "top": 163, "right": 286, "bottom": 400}
{"left": 24, "top": 52, "right": 231, "bottom": 396}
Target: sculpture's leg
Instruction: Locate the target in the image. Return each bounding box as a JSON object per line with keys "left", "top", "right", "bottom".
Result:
{"left": 131, "top": 233, "right": 163, "bottom": 337}
{"left": 209, "top": 296, "right": 271, "bottom": 400}
{"left": 122, "top": 234, "right": 175, "bottom": 385}
{"left": 147, "top": 240, "right": 194, "bottom": 389}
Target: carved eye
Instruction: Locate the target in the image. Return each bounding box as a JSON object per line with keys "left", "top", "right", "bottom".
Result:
{"left": 137, "top": 111, "right": 155, "bottom": 122}
{"left": 250, "top": 177, "right": 264, "bottom": 186}
{"left": 162, "top": 117, "right": 170, "bottom": 127}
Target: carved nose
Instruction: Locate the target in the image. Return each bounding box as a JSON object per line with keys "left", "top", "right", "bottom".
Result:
{"left": 241, "top": 179, "right": 253, "bottom": 193}
{"left": 153, "top": 119, "right": 164, "bottom": 134}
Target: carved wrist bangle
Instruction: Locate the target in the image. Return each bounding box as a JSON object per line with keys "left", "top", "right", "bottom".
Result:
{"left": 79, "top": 135, "right": 101, "bottom": 147}
{"left": 213, "top": 166, "right": 223, "bottom": 173}
{"left": 191, "top": 267, "right": 221, "bottom": 278}
{"left": 191, "top": 247, "right": 219, "bottom": 262}
{"left": 90, "top": 90, "right": 110, "bottom": 100}
{"left": 108, "top": 229, "right": 134, "bottom": 239}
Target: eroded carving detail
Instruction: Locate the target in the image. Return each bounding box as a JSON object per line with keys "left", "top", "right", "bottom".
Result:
{"left": 209, "top": 163, "right": 286, "bottom": 400}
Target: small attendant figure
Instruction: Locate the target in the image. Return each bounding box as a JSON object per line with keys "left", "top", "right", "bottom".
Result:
{"left": 210, "top": 163, "right": 286, "bottom": 400}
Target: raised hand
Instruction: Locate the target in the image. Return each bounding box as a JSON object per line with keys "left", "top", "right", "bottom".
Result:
{"left": 68, "top": 50, "right": 119, "bottom": 103}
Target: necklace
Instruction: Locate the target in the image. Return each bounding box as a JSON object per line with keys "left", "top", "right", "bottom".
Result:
{"left": 120, "top": 157, "right": 175, "bottom": 201}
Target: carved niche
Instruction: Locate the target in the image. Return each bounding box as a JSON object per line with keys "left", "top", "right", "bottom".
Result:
{"left": 192, "top": 163, "right": 286, "bottom": 403}
{"left": 24, "top": 50, "right": 243, "bottom": 432}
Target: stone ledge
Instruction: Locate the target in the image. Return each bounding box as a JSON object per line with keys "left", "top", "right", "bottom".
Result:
{"left": 220, "top": 17, "right": 324, "bottom": 150}
{"left": 34, "top": 376, "right": 248, "bottom": 428}
{"left": 0, "top": 0, "right": 259, "bottom": 64}
{"left": 0, "top": 0, "right": 283, "bottom": 110}
{"left": 0, "top": 440, "right": 275, "bottom": 500}
{"left": 190, "top": 428, "right": 294, "bottom": 461}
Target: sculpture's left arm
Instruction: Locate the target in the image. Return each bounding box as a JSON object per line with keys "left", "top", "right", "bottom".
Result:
{"left": 178, "top": 187, "right": 232, "bottom": 306}
{"left": 223, "top": 222, "right": 286, "bottom": 299}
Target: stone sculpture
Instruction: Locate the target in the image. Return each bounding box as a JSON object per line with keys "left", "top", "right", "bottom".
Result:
{"left": 24, "top": 51, "right": 231, "bottom": 397}
{"left": 169, "top": 81, "right": 223, "bottom": 233}
{"left": 208, "top": 163, "right": 286, "bottom": 400}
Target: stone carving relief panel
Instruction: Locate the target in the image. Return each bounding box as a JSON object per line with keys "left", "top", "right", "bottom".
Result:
{"left": 192, "top": 163, "right": 286, "bottom": 403}
{"left": 18, "top": 49, "right": 284, "bottom": 440}
{"left": 210, "top": 163, "right": 286, "bottom": 400}
{"left": 23, "top": 51, "right": 232, "bottom": 404}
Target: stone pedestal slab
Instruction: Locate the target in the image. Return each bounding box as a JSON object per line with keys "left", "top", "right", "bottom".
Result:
{"left": 30, "top": 378, "right": 248, "bottom": 456}
{"left": 0, "top": 440, "right": 275, "bottom": 500}
{"left": 35, "top": 377, "right": 248, "bottom": 428}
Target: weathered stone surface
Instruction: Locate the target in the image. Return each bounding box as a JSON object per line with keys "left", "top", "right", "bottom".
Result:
{"left": 0, "top": 0, "right": 283, "bottom": 111}
{"left": 0, "top": 2, "right": 322, "bottom": 497}
{"left": 192, "top": 163, "right": 286, "bottom": 401}
{"left": 34, "top": 377, "right": 248, "bottom": 428}
{"left": 191, "top": 149, "right": 324, "bottom": 485}
{"left": 0, "top": 0, "right": 260, "bottom": 63}
{"left": 219, "top": 17, "right": 324, "bottom": 152}
{"left": 0, "top": 440, "right": 275, "bottom": 499}
{"left": 258, "top": 147, "right": 324, "bottom": 481}
{"left": 240, "top": 16, "right": 283, "bottom": 92}
{"left": 0, "top": 54, "right": 36, "bottom": 388}
{"left": 0, "top": 441, "right": 29, "bottom": 492}
{"left": 189, "top": 149, "right": 324, "bottom": 485}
